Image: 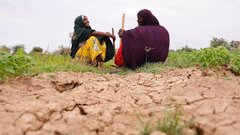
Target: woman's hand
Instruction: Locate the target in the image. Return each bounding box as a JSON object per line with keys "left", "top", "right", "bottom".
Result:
{"left": 106, "top": 32, "right": 116, "bottom": 42}
{"left": 118, "top": 29, "right": 124, "bottom": 38}
{"left": 111, "top": 34, "right": 116, "bottom": 42}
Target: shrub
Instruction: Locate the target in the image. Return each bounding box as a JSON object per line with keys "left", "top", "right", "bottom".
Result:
{"left": 0, "top": 45, "right": 11, "bottom": 53}
{"left": 53, "top": 46, "right": 70, "bottom": 55}
{"left": 166, "top": 51, "right": 197, "bottom": 68}
{"left": 0, "top": 49, "right": 33, "bottom": 80}
{"left": 229, "top": 50, "right": 240, "bottom": 75}
{"left": 229, "top": 40, "right": 240, "bottom": 51}
{"left": 210, "top": 37, "right": 229, "bottom": 49}
{"left": 12, "top": 44, "right": 26, "bottom": 54}
{"left": 176, "top": 45, "right": 196, "bottom": 52}
{"left": 30, "top": 46, "right": 43, "bottom": 53}
{"left": 195, "top": 47, "right": 230, "bottom": 68}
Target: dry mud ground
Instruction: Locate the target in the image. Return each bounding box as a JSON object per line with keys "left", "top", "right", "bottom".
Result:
{"left": 0, "top": 68, "right": 240, "bottom": 135}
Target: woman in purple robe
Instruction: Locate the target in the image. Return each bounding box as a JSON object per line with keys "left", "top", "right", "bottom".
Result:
{"left": 115, "top": 9, "right": 170, "bottom": 69}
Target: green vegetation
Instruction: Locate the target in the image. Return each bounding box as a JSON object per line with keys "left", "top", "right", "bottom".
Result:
{"left": 0, "top": 49, "right": 33, "bottom": 80}
{"left": 176, "top": 45, "right": 196, "bottom": 52}
{"left": 1, "top": 37, "right": 240, "bottom": 80}
{"left": 12, "top": 44, "right": 25, "bottom": 54}
{"left": 53, "top": 45, "right": 71, "bottom": 55}
{"left": 167, "top": 47, "right": 240, "bottom": 74}
{"left": 1, "top": 47, "right": 240, "bottom": 80}
{"left": 195, "top": 46, "right": 230, "bottom": 68}
{"left": 30, "top": 53, "right": 106, "bottom": 75}
{"left": 229, "top": 50, "right": 240, "bottom": 75}
{"left": 30, "top": 46, "right": 43, "bottom": 54}
{"left": 210, "top": 37, "right": 229, "bottom": 49}
{"left": 210, "top": 37, "right": 240, "bottom": 51}
{"left": 156, "top": 109, "right": 185, "bottom": 135}
{"left": 137, "top": 108, "right": 194, "bottom": 135}
{"left": 0, "top": 45, "right": 11, "bottom": 53}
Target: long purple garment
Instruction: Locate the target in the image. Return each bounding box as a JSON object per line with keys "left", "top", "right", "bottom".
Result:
{"left": 121, "top": 9, "right": 170, "bottom": 69}
{"left": 121, "top": 10, "right": 170, "bottom": 69}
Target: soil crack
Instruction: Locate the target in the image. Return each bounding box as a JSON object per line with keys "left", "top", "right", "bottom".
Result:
{"left": 51, "top": 80, "right": 82, "bottom": 93}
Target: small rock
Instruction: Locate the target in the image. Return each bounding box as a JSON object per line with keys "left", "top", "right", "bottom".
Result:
{"left": 150, "top": 130, "right": 167, "bottom": 135}
{"left": 182, "top": 128, "right": 196, "bottom": 135}
{"left": 16, "top": 113, "right": 43, "bottom": 132}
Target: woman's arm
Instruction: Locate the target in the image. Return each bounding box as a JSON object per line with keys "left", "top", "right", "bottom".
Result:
{"left": 91, "top": 31, "right": 116, "bottom": 41}
{"left": 118, "top": 29, "right": 125, "bottom": 38}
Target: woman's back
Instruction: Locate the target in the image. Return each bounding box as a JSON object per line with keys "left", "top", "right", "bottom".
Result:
{"left": 121, "top": 25, "right": 169, "bottom": 69}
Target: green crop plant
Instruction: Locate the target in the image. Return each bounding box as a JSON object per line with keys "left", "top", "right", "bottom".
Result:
{"left": 229, "top": 50, "right": 240, "bottom": 75}
{"left": 195, "top": 47, "right": 230, "bottom": 68}
{"left": 0, "top": 49, "right": 33, "bottom": 80}
{"left": 156, "top": 109, "right": 185, "bottom": 135}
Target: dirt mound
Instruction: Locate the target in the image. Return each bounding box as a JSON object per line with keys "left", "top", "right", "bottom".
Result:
{"left": 0, "top": 68, "right": 240, "bottom": 135}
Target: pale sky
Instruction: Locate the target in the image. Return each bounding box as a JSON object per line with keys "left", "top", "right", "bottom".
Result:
{"left": 0, "top": 0, "right": 240, "bottom": 52}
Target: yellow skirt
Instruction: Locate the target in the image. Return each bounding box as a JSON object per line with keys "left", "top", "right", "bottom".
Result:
{"left": 74, "top": 36, "right": 106, "bottom": 64}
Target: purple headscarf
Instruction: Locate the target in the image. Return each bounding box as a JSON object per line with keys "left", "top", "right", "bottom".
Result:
{"left": 137, "top": 9, "right": 159, "bottom": 26}
{"left": 121, "top": 9, "right": 170, "bottom": 69}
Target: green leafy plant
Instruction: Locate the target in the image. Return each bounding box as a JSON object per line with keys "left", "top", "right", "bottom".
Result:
{"left": 12, "top": 44, "right": 26, "bottom": 54}
{"left": 136, "top": 108, "right": 192, "bottom": 135}
{"left": 0, "top": 49, "right": 33, "bottom": 80}
{"left": 157, "top": 109, "right": 185, "bottom": 135}
{"left": 166, "top": 51, "right": 197, "bottom": 68}
{"left": 195, "top": 47, "right": 230, "bottom": 68}
{"left": 229, "top": 50, "right": 240, "bottom": 75}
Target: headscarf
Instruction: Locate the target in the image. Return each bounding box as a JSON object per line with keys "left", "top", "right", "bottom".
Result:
{"left": 70, "top": 15, "right": 95, "bottom": 58}
{"left": 137, "top": 9, "right": 159, "bottom": 26}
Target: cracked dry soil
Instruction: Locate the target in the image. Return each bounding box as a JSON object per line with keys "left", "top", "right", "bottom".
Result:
{"left": 0, "top": 68, "right": 240, "bottom": 135}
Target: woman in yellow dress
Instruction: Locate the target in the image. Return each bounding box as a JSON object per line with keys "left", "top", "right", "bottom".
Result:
{"left": 70, "top": 15, "right": 116, "bottom": 68}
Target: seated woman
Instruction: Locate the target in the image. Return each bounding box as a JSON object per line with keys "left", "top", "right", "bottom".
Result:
{"left": 115, "top": 9, "right": 170, "bottom": 69}
{"left": 71, "top": 15, "right": 116, "bottom": 68}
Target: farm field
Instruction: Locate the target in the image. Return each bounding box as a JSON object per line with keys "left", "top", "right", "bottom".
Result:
{"left": 0, "top": 47, "right": 240, "bottom": 135}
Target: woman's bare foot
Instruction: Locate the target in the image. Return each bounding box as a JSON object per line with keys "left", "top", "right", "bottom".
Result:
{"left": 97, "top": 62, "right": 104, "bottom": 70}
{"left": 95, "top": 55, "right": 104, "bottom": 70}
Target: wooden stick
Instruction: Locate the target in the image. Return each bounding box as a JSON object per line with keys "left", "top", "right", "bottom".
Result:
{"left": 112, "top": 28, "right": 114, "bottom": 35}
{"left": 112, "top": 28, "right": 115, "bottom": 55}
{"left": 118, "top": 13, "right": 125, "bottom": 57}
{"left": 121, "top": 13, "right": 125, "bottom": 30}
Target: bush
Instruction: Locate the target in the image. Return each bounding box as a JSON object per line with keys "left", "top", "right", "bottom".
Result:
{"left": 210, "top": 37, "right": 229, "bottom": 49}
{"left": 0, "top": 49, "right": 33, "bottom": 80}
{"left": 53, "top": 46, "right": 70, "bottom": 55}
{"left": 229, "top": 50, "right": 240, "bottom": 75}
{"left": 229, "top": 41, "right": 240, "bottom": 51}
{"left": 195, "top": 47, "right": 230, "bottom": 68}
{"left": 166, "top": 51, "right": 197, "bottom": 68}
{"left": 0, "top": 45, "right": 11, "bottom": 53}
{"left": 176, "top": 45, "right": 196, "bottom": 52}
{"left": 12, "top": 44, "right": 26, "bottom": 54}
{"left": 30, "top": 46, "right": 43, "bottom": 53}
